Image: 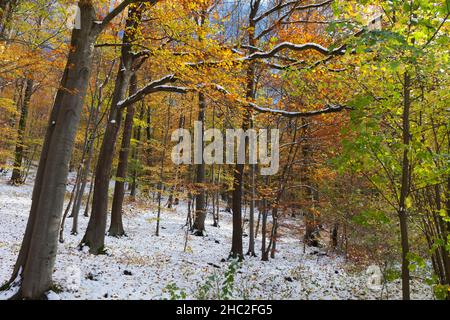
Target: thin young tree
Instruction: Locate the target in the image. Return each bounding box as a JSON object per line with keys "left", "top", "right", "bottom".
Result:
{"left": 82, "top": 3, "right": 147, "bottom": 252}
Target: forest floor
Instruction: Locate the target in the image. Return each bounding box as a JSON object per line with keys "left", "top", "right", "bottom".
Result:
{"left": 0, "top": 170, "right": 434, "bottom": 300}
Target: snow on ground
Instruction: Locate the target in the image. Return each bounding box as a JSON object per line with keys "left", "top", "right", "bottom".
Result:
{"left": 0, "top": 169, "right": 434, "bottom": 300}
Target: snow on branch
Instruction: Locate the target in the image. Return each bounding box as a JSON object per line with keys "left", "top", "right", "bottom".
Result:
{"left": 118, "top": 76, "right": 349, "bottom": 118}
{"left": 211, "top": 84, "right": 350, "bottom": 118}
{"left": 187, "top": 41, "right": 345, "bottom": 70}
{"left": 117, "top": 74, "right": 181, "bottom": 108}
{"left": 247, "top": 102, "right": 349, "bottom": 118}
{"left": 149, "top": 85, "right": 190, "bottom": 94}
{"left": 244, "top": 42, "right": 346, "bottom": 60}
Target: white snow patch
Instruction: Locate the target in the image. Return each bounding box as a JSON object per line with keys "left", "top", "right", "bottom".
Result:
{"left": 0, "top": 169, "right": 434, "bottom": 300}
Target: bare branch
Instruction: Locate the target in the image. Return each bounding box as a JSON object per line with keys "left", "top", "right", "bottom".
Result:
{"left": 244, "top": 42, "right": 346, "bottom": 60}
{"left": 248, "top": 102, "right": 349, "bottom": 118}
{"left": 282, "top": 19, "right": 346, "bottom": 25}
{"left": 254, "top": 0, "right": 334, "bottom": 23}
{"left": 295, "top": 0, "right": 334, "bottom": 11}
{"left": 117, "top": 74, "right": 179, "bottom": 108}
{"left": 93, "top": 0, "right": 158, "bottom": 35}
{"left": 253, "top": 0, "right": 299, "bottom": 23}
{"left": 211, "top": 84, "right": 350, "bottom": 118}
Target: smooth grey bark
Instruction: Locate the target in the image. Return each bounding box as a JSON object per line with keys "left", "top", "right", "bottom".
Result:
{"left": 109, "top": 73, "right": 138, "bottom": 236}
{"left": 7, "top": 2, "right": 102, "bottom": 299}
{"left": 82, "top": 5, "right": 143, "bottom": 254}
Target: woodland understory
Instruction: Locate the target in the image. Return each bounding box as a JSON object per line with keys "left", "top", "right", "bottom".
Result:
{"left": 0, "top": 0, "right": 449, "bottom": 300}
{"left": 0, "top": 170, "right": 434, "bottom": 299}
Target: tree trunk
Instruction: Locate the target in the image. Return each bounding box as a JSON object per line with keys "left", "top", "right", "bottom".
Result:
{"left": 7, "top": 2, "right": 98, "bottom": 299}
{"left": 192, "top": 92, "right": 206, "bottom": 236}
{"left": 82, "top": 6, "right": 143, "bottom": 254}
{"left": 83, "top": 167, "right": 95, "bottom": 217}
{"left": 399, "top": 72, "right": 411, "bottom": 300}
{"left": 59, "top": 168, "right": 83, "bottom": 243}
{"left": 0, "top": 0, "right": 19, "bottom": 38}
{"left": 230, "top": 2, "right": 258, "bottom": 260}
{"left": 71, "top": 66, "right": 106, "bottom": 231}
{"left": 247, "top": 160, "right": 256, "bottom": 256}
{"left": 109, "top": 73, "right": 138, "bottom": 237}
{"left": 71, "top": 134, "right": 95, "bottom": 234}
{"left": 255, "top": 207, "right": 261, "bottom": 238}
{"left": 213, "top": 165, "right": 221, "bottom": 227}
{"left": 331, "top": 223, "right": 338, "bottom": 249}
{"left": 231, "top": 159, "right": 245, "bottom": 260}
{"left": 261, "top": 199, "right": 268, "bottom": 261}
{"left": 10, "top": 78, "right": 33, "bottom": 185}
{"left": 155, "top": 102, "right": 171, "bottom": 236}
{"left": 270, "top": 209, "right": 278, "bottom": 259}
{"left": 129, "top": 102, "right": 144, "bottom": 198}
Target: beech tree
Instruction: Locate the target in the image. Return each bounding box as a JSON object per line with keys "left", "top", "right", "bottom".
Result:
{"left": 81, "top": 2, "right": 147, "bottom": 251}
{"left": 3, "top": 0, "right": 155, "bottom": 299}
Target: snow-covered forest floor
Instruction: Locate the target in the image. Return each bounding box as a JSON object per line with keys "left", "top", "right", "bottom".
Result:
{"left": 0, "top": 170, "right": 434, "bottom": 300}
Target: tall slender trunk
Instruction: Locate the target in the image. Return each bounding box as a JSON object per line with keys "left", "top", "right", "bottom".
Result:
{"left": 10, "top": 78, "right": 33, "bottom": 184}
{"left": 155, "top": 102, "right": 171, "bottom": 236}
{"left": 59, "top": 167, "right": 83, "bottom": 242}
{"left": 265, "top": 120, "right": 299, "bottom": 260}
{"left": 186, "top": 103, "right": 194, "bottom": 230}
{"left": 69, "top": 91, "right": 95, "bottom": 219}
{"left": 261, "top": 197, "right": 269, "bottom": 261}
{"left": 213, "top": 165, "right": 221, "bottom": 227}
{"left": 71, "top": 134, "right": 95, "bottom": 234}
{"left": 21, "top": 144, "right": 37, "bottom": 183}
{"left": 231, "top": 147, "right": 245, "bottom": 260}
{"left": 130, "top": 102, "right": 145, "bottom": 198}
{"left": 399, "top": 72, "right": 411, "bottom": 300}
{"left": 82, "top": 6, "right": 143, "bottom": 254}
{"left": 71, "top": 62, "right": 108, "bottom": 229}
{"left": 167, "top": 114, "right": 184, "bottom": 209}
{"left": 109, "top": 73, "right": 138, "bottom": 237}
{"left": 84, "top": 166, "right": 95, "bottom": 217}
{"left": 230, "top": 3, "right": 258, "bottom": 259}
{"left": 433, "top": 185, "right": 450, "bottom": 284}
{"left": 255, "top": 206, "right": 261, "bottom": 238}
{"left": 270, "top": 208, "right": 278, "bottom": 259}
{"left": 192, "top": 92, "right": 206, "bottom": 236}
{"left": 247, "top": 158, "right": 256, "bottom": 256}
